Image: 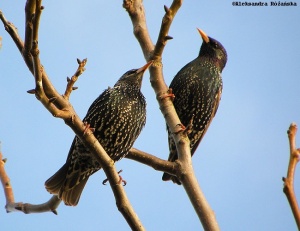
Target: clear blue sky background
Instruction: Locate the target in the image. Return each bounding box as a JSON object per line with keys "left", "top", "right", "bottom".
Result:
{"left": 1, "top": 1, "right": 300, "bottom": 230}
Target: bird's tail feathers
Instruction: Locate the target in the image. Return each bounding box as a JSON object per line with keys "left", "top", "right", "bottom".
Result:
{"left": 45, "top": 162, "right": 89, "bottom": 206}
{"left": 45, "top": 163, "right": 68, "bottom": 196}
{"left": 60, "top": 177, "right": 89, "bottom": 206}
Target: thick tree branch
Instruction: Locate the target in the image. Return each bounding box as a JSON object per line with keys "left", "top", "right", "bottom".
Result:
{"left": 124, "top": 1, "right": 220, "bottom": 230}
{"left": 283, "top": 123, "right": 300, "bottom": 229}
{"left": 1, "top": 2, "right": 144, "bottom": 230}
{"left": 13, "top": 196, "right": 62, "bottom": 215}
{"left": 127, "top": 148, "right": 177, "bottom": 174}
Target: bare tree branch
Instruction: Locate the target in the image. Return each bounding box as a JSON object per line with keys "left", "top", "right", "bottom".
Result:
{"left": 152, "top": 3, "right": 180, "bottom": 59}
{"left": 0, "top": 151, "right": 16, "bottom": 212}
{"left": 1, "top": 1, "right": 145, "bottom": 230}
{"left": 0, "top": 11, "right": 23, "bottom": 52}
{"left": 63, "top": 58, "right": 87, "bottom": 100}
{"left": 123, "top": 0, "right": 154, "bottom": 59}
{"left": 124, "top": 1, "right": 220, "bottom": 230}
{"left": 13, "top": 196, "right": 62, "bottom": 215}
{"left": 0, "top": 148, "right": 61, "bottom": 214}
{"left": 283, "top": 123, "right": 300, "bottom": 229}
{"left": 127, "top": 148, "right": 177, "bottom": 174}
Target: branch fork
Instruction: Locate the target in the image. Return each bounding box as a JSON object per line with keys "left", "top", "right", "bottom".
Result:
{"left": 124, "top": 1, "right": 220, "bottom": 230}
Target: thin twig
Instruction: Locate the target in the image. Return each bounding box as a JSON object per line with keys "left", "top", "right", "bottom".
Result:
{"left": 283, "top": 123, "right": 300, "bottom": 229}
{"left": 152, "top": 2, "right": 182, "bottom": 59}
{"left": 64, "top": 58, "right": 87, "bottom": 100}
{"left": 0, "top": 151, "right": 15, "bottom": 211}
{"left": 0, "top": 11, "right": 23, "bottom": 52}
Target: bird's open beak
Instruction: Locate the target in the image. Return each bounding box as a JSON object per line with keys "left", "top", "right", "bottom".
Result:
{"left": 197, "top": 28, "right": 209, "bottom": 43}
{"left": 137, "top": 60, "right": 153, "bottom": 74}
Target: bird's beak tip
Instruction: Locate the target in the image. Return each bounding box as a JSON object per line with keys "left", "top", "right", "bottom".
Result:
{"left": 137, "top": 60, "right": 153, "bottom": 73}
{"left": 197, "top": 28, "right": 209, "bottom": 43}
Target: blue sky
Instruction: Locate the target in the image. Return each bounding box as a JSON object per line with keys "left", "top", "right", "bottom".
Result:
{"left": 1, "top": 1, "right": 300, "bottom": 230}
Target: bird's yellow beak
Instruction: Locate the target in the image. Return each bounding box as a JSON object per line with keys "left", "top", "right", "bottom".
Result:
{"left": 137, "top": 60, "right": 153, "bottom": 74}
{"left": 197, "top": 28, "right": 209, "bottom": 43}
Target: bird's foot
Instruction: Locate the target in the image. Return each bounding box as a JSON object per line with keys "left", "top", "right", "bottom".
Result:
{"left": 183, "top": 115, "right": 195, "bottom": 135}
{"left": 174, "top": 123, "right": 186, "bottom": 134}
{"left": 116, "top": 170, "right": 127, "bottom": 186}
{"left": 83, "top": 122, "right": 95, "bottom": 135}
{"left": 102, "top": 170, "right": 127, "bottom": 186}
{"left": 159, "top": 88, "right": 175, "bottom": 101}
{"left": 102, "top": 178, "right": 108, "bottom": 185}
{"left": 174, "top": 115, "right": 194, "bottom": 135}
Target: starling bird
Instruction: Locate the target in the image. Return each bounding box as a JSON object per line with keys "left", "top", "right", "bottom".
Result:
{"left": 45, "top": 61, "right": 152, "bottom": 206}
{"left": 162, "top": 29, "right": 227, "bottom": 184}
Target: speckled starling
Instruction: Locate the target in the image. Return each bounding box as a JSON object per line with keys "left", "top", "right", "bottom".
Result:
{"left": 45, "top": 61, "right": 152, "bottom": 206}
{"left": 162, "top": 29, "right": 227, "bottom": 184}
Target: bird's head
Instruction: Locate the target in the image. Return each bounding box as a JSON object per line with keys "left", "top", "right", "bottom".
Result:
{"left": 116, "top": 61, "right": 153, "bottom": 89}
{"left": 197, "top": 28, "right": 227, "bottom": 71}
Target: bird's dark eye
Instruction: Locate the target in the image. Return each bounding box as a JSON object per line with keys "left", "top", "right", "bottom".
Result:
{"left": 212, "top": 42, "right": 218, "bottom": 49}
{"left": 125, "top": 69, "right": 137, "bottom": 76}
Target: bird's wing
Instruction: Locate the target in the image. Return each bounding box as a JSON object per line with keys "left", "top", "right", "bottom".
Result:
{"left": 84, "top": 87, "right": 113, "bottom": 123}
{"left": 166, "top": 64, "right": 198, "bottom": 162}
{"left": 190, "top": 87, "right": 222, "bottom": 156}
{"left": 64, "top": 87, "right": 112, "bottom": 162}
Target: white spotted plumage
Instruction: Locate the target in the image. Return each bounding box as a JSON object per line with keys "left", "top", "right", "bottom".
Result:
{"left": 45, "top": 64, "right": 150, "bottom": 206}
